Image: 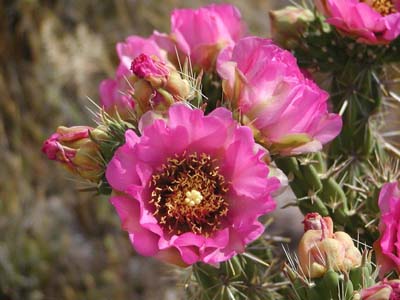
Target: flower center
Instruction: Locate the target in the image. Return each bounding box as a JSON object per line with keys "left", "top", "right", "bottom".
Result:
{"left": 184, "top": 189, "right": 204, "bottom": 206}
{"left": 150, "top": 152, "right": 229, "bottom": 236}
{"left": 364, "top": 0, "right": 397, "bottom": 15}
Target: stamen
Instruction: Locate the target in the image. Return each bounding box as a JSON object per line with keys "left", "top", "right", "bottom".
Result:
{"left": 363, "top": 0, "right": 397, "bottom": 15}
{"left": 150, "top": 152, "right": 229, "bottom": 236}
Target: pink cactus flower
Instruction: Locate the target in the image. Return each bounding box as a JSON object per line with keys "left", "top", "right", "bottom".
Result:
{"left": 106, "top": 103, "right": 279, "bottom": 266}
{"left": 374, "top": 181, "right": 400, "bottom": 278}
{"left": 315, "top": 0, "right": 400, "bottom": 44}
{"left": 217, "top": 37, "right": 342, "bottom": 156}
{"left": 361, "top": 279, "right": 400, "bottom": 300}
{"left": 99, "top": 34, "right": 168, "bottom": 117}
{"left": 170, "top": 3, "right": 246, "bottom": 71}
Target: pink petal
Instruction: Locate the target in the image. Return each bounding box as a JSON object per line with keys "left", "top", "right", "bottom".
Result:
{"left": 110, "top": 195, "right": 159, "bottom": 256}
{"left": 106, "top": 130, "right": 140, "bottom": 192}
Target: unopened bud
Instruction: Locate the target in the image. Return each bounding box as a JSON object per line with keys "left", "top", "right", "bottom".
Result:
{"left": 298, "top": 213, "right": 361, "bottom": 278}
{"left": 303, "top": 212, "right": 333, "bottom": 234}
{"left": 42, "top": 126, "right": 106, "bottom": 182}
{"left": 131, "top": 53, "right": 169, "bottom": 88}
{"left": 130, "top": 53, "right": 190, "bottom": 117}
{"left": 269, "top": 6, "right": 314, "bottom": 49}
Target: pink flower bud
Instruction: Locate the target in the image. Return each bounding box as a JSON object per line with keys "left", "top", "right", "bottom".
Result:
{"left": 128, "top": 54, "right": 190, "bottom": 117}
{"left": 361, "top": 280, "right": 400, "bottom": 300}
{"left": 42, "top": 126, "right": 106, "bottom": 182}
{"left": 131, "top": 54, "right": 169, "bottom": 87}
{"left": 99, "top": 33, "right": 168, "bottom": 119}
{"left": 303, "top": 212, "right": 333, "bottom": 234}
{"left": 298, "top": 213, "right": 361, "bottom": 278}
{"left": 42, "top": 126, "right": 91, "bottom": 165}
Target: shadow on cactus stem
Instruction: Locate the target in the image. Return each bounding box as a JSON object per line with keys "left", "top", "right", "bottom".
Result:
{"left": 183, "top": 219, "right": 290, "bottom": 300}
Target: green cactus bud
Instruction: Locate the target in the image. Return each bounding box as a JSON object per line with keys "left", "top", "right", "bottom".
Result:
{"left": 350, "top": 266, "right": 364, "bottom": 291}
{"left": 344, "top": 272, "right": 355, "bottom": 300}
{"left": 316, "top": 269, "right": 341, "bottom": 300}
{"left": 349, "top": 252, "right": 374, "bottom": 292}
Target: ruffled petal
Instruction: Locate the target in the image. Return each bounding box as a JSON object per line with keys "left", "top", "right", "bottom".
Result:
{"left": 106, "top": 130, "right": 140, "bottom": 192}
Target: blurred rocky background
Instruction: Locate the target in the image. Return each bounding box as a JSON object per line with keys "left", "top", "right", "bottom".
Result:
{"left": 0, "top": 1, "right": 292, "bottom": 299}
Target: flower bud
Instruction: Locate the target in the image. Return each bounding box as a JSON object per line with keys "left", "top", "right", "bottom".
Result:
{"left": 269, "top": 6, "right": 314, "bottom": 49}
{"left": 131, "top": 53, "right": 169, "bottom": 88}
{"left": 42, "top": 126, "right": 106, "bottom": 182}
{"left": 303, "top": 212, "right": 333, "bottom": 233}
{"left": 298, "top": 213, "right": 361, "bottom": 278}
{"left": 130, "top": 53, "right": 191, "bottom": 117}
{"left": 361, "top": 280, "right": 400, "bottom": 300}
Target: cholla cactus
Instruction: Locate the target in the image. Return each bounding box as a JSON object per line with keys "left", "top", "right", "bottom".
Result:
{"left": 39, "top": 1, "right": 400, "bottom": 299}
{"left": 272, "top": 0, "right": 400, "bottom": 247}
{"left": 186, "top": 238, "right": 287, "bottom": 300}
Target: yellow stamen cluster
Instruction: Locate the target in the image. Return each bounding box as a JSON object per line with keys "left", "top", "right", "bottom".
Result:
{"left": 364, "top": 0, "right": 397, "bottom": 15}
{"left": 150, "top": 152, "right": 229, "bottom": 236}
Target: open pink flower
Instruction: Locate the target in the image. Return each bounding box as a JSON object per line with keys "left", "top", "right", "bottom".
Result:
{"left": 374, "top": 181, "right": 400, "bottom": 278}
{"left": 106, "top": 103, "right": 279, "bottom": 266}
{"left": 361, "top": 279, "right": 400, "bottom": 300}
{"left": 99, "top": 34, "right": 168, "bottom": 117}
{"left": 170, "top": 3, "right": 246, "bottom": 71}
{"left": 315, "top": 0, "right": 400, "bottom": 44}
{"left": 217, "top": 37, "right": 342, "bottom": 156}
